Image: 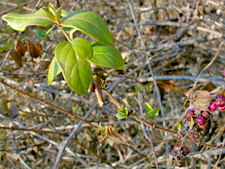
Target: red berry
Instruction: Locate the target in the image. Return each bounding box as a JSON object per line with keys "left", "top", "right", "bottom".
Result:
{"left": 198, "top": 120, "right": 208, "bottom": 129}
{"left": 208, "top": 102, "right": 217, "bottom": 112}
{"left": 194, "top": 108, "right": 200, "bottom": 112}
{"left": 214, "top": 97, "right": 225, "bottom": 107}
{"left": 202, "top": 111, "right": 210, "bottom": 119}
{"left": 186, "top": 109, "right": 194, "bottom": 121}
{"left": 178, "top": 162, "right": 183, "bottom": 167}
{"left": 217, "top": 105, "right": 225, "bottom": 112}
{"left": 196, "top": 116, "right": 205, "bottom": 125}
{"left": 181, "top": 146, "right": 190, "bottom": 156}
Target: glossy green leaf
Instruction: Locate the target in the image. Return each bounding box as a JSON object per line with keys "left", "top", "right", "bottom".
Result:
{"left": 48, "top": 57, "right": 61, "bottom": 85}
{"left": 61, "top": 10, "right": 114, "bottom": 45}
{"left": 71, "top": 38, "right": 93, "bottom": 60}
{"left": 42, "top": 7, "right": 55, "bottom": 20}
{"left": 144, "top": 103, "right": 153, "bottom": 113}
{"left": 177, "top": 123, "right": 182, "bottom": 131}
{"left": 55, "top": 41, "right": 92, "bottom": 95}
{"left": 55, "top": 7, "right": 62, "bottom": 22}
{"left": 118, "top": 107, "right": 128, "bottom": 115}
{"left": 2, "top": 9, "right": 54, "bottom": 32}
{"left": 116, "top": 113, "right": 127, "bottom": 119}
{"left": 146, "top": 108, "right": 159, "bottom": 120}
{"left": 61, "top": 10, "right": 71, "bottom": 17}
{"left": 88, "top": 42, "right": 124, "bottom": 70}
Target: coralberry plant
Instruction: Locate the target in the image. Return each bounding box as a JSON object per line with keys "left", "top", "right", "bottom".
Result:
{"left": 2, "top": 3, "right": 124, "bottom": 95}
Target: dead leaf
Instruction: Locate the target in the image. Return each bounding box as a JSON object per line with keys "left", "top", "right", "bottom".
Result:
{"left": 10, "top": 49, "right": 22, "bottom": 67}
{"left": 35, "top": 44, "right": 42, "bottom": 58}
{"left": 28, "top": 40, "right": 42, "bottom": 58}
{"left": 16, "top": 40, "right": 26, "bottom": 57}
{"left": 93, "top": 75, "right": 104, "bottom": 107}
{"left": 192, "top": 90, "right": 214, "bottom": 111}
{"left": 201, "top": 82, "right": 214, "bottom": 92}
{"left": 28, "top": 40, "right": 35, "bottom": 58}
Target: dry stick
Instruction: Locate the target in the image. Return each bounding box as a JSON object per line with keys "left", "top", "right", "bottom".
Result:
{"left": 127, "top": 0, "right": 166, "bottom": 167}
{"left": 131, "top": 114, "right": 225, "bottom": 149}
{"left": 193, "top": 40, "right": 225, "bottom": 88}
{"left": 1, "top": 80, "right": 98, "bottom": 129}
{"left": 71, "top": 138, "right": 116, "bottom": 169}
{"left": 0, "top": 126, "right": 115, "bottom": 168}
{"left": 0, "top": 0, "right": 36, "bottom": 16}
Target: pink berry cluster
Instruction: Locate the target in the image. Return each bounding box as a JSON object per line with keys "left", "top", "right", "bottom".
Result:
{"left": 185, "top": 108, "right": 210, "bottom": 130}
{"left": 208, "top": 94, "right": 225, "bottom": 112}
{"left": 171, "top": 144, "right": 190, "bottom": 167}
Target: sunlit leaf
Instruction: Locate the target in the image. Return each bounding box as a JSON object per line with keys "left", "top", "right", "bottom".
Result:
{"left": 2, "top": 9, "right": 54, "bottom": 32}
{"left": 55, "top": 41, "right": 92, "bottom": 95}
{"left": 61, "top": 10, "right": 114, "bottom": 45}
{"left": 89, "top": 41, "right": 124, "bottom": 70}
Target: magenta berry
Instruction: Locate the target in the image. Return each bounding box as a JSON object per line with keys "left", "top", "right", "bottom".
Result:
{"left": 196, "top": 116, "right": 205, "bottom": 125}
{"left": 217, "top": 105, "right": 225, "bottom": 112}
{"left": 198, "top": 120, "right": 208, "bottom": 129}
{"left": 178, "top": 161, "right": 183, "bottom": 167}
{"left": 181, "top": 146, "right": 190, "bottom": 156}
{"left": 208, "top": 102, "right": 217, "bottom": 112}
{"left": 214, "top": 97, "right": 225, "bottom": 107}
{"left": 202, "top": 111, "right": 210, "bottom": 119}
{"left": 193, "top": 108, "right": 199, "bottom": 112}
{"left": 186, "top": 109, "right": 194, "bottom": 121}
{"left": 217, "top": 94, "right": 225, "bottom": 99}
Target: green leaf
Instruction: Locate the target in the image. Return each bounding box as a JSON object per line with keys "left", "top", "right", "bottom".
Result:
{"left": 48, "top": 57, "right": 61, "bottom": 85}
{"left": 55, "top": 41, "right": 92, "bottom": 95}
{"left": 71, "top": 38, "right": 93, "bottom": 60}
{"left": 88, "top": 42, "right": 124, "bottom": 70}
{"left": 134, "top": 86, "right": 141, "bottom": 92}
{"left": 177, "top": 123, "right": 182, "bottom": 131}
{"left": 72, "top": 105, "right": 78, "bottom": 113}
{"left": 35, "top": 29, "right": 46, "bottom": 38}
{"left": 61, "top": 10, "right": 71, "bottom": 17}
{"left": 118, "top": 107, "right": 128, "bottom": 115}
{"left": 2, "top": 8, "right": 54, "bottom": 32}
{"left": 144, "top": 103, "right": 153, "bottom": 112}
{"left": 145, "top": 85, "right": 152, "bottom": 91}
{"left": 55, "top": 7, "right": 62, "bottom": 22}
{"left": 152, "top": 108, "right": 159, "bottom": 119}
{"left": 147, "top": 108, "right": 159, "bottom": 120}
{"left": 116, "top": 113, "right": 127, "bottom": 119}
{"left": 61, "top": 10, "right": 114, "bottom": 45}
{"left": 0, "top": 133, "right": 6, "bottom": 139}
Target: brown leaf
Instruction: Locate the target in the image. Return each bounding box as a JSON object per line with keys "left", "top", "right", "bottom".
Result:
{"left": 93, "top": 75, "right": 104, "bottom": 107}
{"left": 201, "top": 81, "right": 214, "bottom": 92}
{"left": 11, "top": 49, "right": 22, "bottom": 67}
{"left": 34, "top": 44, "right": 42, "bottom": 58}
{"left": 192, "top": 90, "right": 214, "bottom": 111}
{"left": 16, "top": 40, "right": 26, "bottom": 57}
{"left": 28, "top": 41, "right": 42, "bottom": 58}
{"left": 28, "top": 40, "right": 35, "bottom": 58}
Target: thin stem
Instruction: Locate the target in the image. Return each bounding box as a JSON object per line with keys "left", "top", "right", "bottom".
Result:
{"left": 1, "top": 80, "right": 98, "bottom": 129}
